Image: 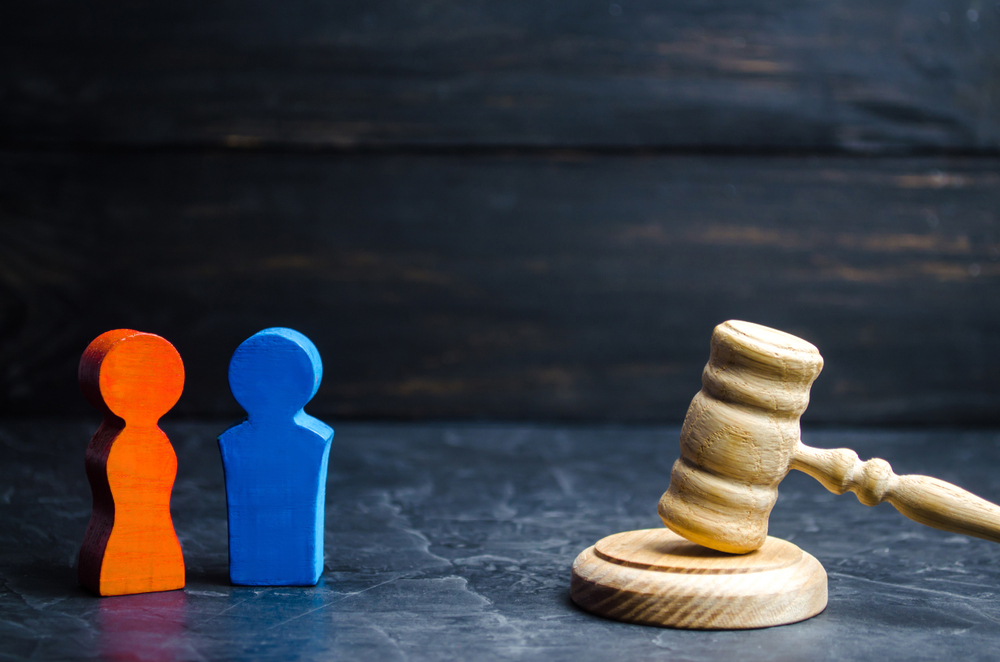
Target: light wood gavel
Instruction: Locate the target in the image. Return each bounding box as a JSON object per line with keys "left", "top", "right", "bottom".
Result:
{"left": 659, "top": 320, "right": 1000, "bottom": 554}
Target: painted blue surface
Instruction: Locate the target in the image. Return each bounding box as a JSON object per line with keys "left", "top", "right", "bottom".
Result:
{"left": 218, "top": 328, "right": 334, "bottom": 586}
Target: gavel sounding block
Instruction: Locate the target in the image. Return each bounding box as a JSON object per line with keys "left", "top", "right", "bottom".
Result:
{"left": 571, "top": 529, "right": 826, "bottom": 629}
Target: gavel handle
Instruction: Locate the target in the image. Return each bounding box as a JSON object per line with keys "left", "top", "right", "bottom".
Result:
{"left": 790, "top": 443, "right": 1000, "bottom": 544}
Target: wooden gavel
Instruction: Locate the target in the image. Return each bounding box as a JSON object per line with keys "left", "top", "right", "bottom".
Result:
{"left": 659, "top": 320, "right": 1000, "bottom": 554}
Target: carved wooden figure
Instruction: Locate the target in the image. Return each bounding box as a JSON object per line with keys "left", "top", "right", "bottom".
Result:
{"left": 572, "top": 320, "right": 1000, "bottom": 629}
{"left": 218, "top": 328, "right": 334, "bottom": 586}
{"left": 78, "top": 329, "right": 186, "bottom": 596}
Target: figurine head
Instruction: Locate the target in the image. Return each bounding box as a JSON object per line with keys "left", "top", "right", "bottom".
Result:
{"left": 79, "top": 329, "right": 184, "bottom": 426}
{"left": 228, "top": 327, "right": 323, "bottom": 421}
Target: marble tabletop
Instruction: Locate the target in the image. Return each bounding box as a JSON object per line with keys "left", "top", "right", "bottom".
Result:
{"left": 2, "top": 420, "right": 1000, "bottom": 661}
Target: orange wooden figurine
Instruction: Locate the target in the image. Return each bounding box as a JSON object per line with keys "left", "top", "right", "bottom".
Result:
{"left": 78, "top": 329, "right": 186, "bottom": 596}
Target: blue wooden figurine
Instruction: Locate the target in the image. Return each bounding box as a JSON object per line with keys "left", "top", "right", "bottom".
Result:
{"left": 218, "top": 328, "right": 334, "bottom": 586}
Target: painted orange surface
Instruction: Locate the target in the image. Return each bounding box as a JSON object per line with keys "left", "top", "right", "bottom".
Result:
{"left": 78, "top": 329, "right": 186, "bottom": 596}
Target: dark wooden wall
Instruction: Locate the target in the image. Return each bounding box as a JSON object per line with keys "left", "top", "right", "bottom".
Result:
{"left": 1, "top": 1, "right": 998, "bottom": 424}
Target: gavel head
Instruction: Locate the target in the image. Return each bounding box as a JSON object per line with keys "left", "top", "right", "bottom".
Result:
{"left": 658, "top": 320, "right": 824, "bottom": 554}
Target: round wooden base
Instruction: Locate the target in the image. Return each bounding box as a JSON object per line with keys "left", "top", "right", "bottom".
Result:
{"left": 571, "top": 528, "right": 827, "bottom": 629}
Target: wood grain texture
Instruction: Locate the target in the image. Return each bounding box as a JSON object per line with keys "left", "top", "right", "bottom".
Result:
{"left": 571, "top": 528, "right": 827, "bottom": 629}
{"left": 792, "top": 443, "right": 1000, "bottom": 546}
{"left": 659, "top": 321, "right": 823, "bottom": 553}
{"left": 1, "top": 0, "right": 998, "bottom": 152}
{"left": 218, "top": 328, "right": 334, "bottom": 586}
{"left": 78, "top": 330, "right": 185, "bottom": 596}
{"left": 660, "top": 320, "right": 1000, "bottom": 554}
{"left": 0, "top": 151, "right": 997, "bottom": 423}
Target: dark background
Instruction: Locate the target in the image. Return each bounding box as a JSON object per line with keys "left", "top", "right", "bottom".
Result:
{"left": 1, "top": 0, "right": 998, "bottom": 424}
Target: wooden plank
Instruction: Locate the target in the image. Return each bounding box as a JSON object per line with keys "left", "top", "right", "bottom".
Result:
{"left": 0, "top": 151, "right": 997, "bottom": 424}
{"left": 2, "top": 0, "right": 998, "bottom": 151}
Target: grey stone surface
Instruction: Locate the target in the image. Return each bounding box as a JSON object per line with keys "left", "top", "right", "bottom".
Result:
{"left": 2, "top": 420, "right": 1000, "bottom": 661}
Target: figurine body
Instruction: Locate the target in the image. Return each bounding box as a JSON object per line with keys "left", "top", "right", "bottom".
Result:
{"left": 219, "top": 328, "right": 334, "bottom": 586}
{"left": 79, "top": 329, "right": 186, "bottom": 596}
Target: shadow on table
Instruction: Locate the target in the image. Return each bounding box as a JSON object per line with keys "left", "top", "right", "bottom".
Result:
{"left": 6, "top": 560, "right": 88, "bottom": 599}
{"left": 185, "top": 566, "right": 231, "bottom": 589}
